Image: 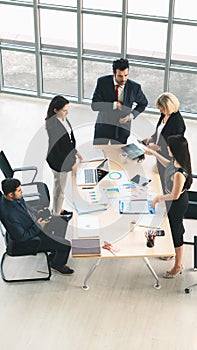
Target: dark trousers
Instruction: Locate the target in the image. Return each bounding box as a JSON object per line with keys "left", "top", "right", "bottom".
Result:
{"left": 93, "top": 123, "right": 129, "bottom": 145}
{"left": 38, "top": 216, "right": 71, "bottom": 268}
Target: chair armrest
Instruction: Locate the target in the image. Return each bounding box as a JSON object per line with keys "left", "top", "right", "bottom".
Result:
{"left": 23, "top": 193, "right": 41, "bottom": 199}
{"left": 13, "top": 166, "right": 38, "bottom": 183}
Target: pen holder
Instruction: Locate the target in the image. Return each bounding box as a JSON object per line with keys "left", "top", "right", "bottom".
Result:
{"left": 145, "top": 230, "right": 157, "bottom": 248}
{"left": 130, "top": 220, "right": 136, "bottom": 232}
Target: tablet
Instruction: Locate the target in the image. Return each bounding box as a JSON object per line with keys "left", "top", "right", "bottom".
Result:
{"left": 121, "top": 143, "right": 144, "bottom": 160}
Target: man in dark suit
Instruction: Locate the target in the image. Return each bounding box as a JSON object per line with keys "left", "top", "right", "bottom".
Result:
{"left": 0, "top": 178, "right": 74, "bottom": 275}
{"left": 91, "top": 58, "right": 148, "bottom": 145}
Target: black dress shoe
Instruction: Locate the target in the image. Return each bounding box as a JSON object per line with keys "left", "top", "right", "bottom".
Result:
{"left": 60, "top": 210, "right": 73, "bottom": 221}
{"left": 60, "top": 209, "right": 73, "bottom": 216}
{"left": 51, "top": 265, "right": 74, "bottom": 275}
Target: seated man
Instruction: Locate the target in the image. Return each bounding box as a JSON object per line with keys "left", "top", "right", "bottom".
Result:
{"left": 0, "top": 178, "right": 74, "bottom": 275}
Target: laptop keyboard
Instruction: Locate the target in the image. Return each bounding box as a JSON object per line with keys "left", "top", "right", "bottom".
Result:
{"left": 84, "top": 169, "right": 96, "bottom": 183}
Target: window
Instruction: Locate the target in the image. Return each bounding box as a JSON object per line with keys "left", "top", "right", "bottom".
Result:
{"left": 2, "top": 50, "right": 36, "bottom": 91}
{"left": 42, "top": 56, "right": 77, "bottom": 96}
{"left": 40, "top": 9, "right": 77, "bottom": 48}
{"left": 0, "top": 4, "right": 34, "bottom": 43}
{"left": 0, "top": 0, "right": 196, "bottom": 118}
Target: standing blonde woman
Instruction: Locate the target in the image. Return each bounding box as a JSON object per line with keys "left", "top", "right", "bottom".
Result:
{"left": 45, "top": 95, "right": 82, "bottom": 216}
{"left": 143, "top": 92, "right": 186, "bottom": 189}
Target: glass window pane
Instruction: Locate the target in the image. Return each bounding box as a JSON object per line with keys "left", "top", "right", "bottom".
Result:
{"left": 127, "top": 20, "right": 167, "bottom": 59}
{"left": 83, "top": 0, "right": 122, "bottom": 12}
{"left": 40, "top": 9, "right": 77, "bottom": 47}
{"left": 42, "top": 56, "right": 77, "bottom": 96}
{"left": 128, "top": 0, "right": 169, "bottom": 17}
{"left": 169, "top": 71, "right": 197, "bottom": 114}
{"left": 83, "top": 14, "right": 121, "bottom": 52}
{"left": 174, "top": 0, "right": 197, "bottom": 20}
{"left": 172, "top": 24, "right": 197, "bottom": 63}
{"left": 83, "top": 61, "right": 112, "bottom": 99}
{"left": 128, "top": 66, "right": 164, "bottom": 109}
{"left": 0, "top": 4, "right": 34, "bottom": 42}
{"left": 2, "top": 50, "right": 36, "bottom": 90}
{"left": 39, "top": 0, "right": 76, "bottom": 5}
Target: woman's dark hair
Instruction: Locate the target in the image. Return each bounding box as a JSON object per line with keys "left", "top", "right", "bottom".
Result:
{"left": 112, "top": 58, "right": 129, "bottom": 74}
{"left": 167, "top": 135, "right": 192, "bottom": 189}
{"left": 1, "top": 178, "right": 21, "bottom": 195}
{"left": 45, "top": 95, "right": 69, "bottom": 120}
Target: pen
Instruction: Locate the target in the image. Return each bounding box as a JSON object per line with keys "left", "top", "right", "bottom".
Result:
{"left": 82, "top": 187, "right": 94, "bottom": 189}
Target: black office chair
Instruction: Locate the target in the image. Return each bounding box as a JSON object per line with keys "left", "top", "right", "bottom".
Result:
{"left": 22, "top": 181, "right": 50, "bottom": 211}
{"left": 183, "top": 174, "right": 197, "bottom": 293}
{"left": 0, "top": 150, "right": 37, "bottom": 183}
{"left": 0, "top": 183, "right": 51, "bottom": 283}
{"left": 0, "top": 221, "right": 51, "bottom": 283}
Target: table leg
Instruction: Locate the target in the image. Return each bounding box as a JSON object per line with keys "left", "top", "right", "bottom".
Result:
{"left": 82, "top": 258, "right": 101, "bottom": 290}
{"left": 143, "top": 257, "right": 161, "bottom": 289}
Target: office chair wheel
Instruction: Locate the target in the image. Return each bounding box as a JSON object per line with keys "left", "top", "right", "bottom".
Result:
{"left": 185, "top": 287, "right": 192, "bottom": 294}
{"left": 82, "top": 284, "right": 89, "bottom": 291}
{"left": 154, "top": 283, "right": 161, "bottom": 290}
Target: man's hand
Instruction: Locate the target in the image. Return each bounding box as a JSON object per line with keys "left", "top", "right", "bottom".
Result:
{"left": 119, "top": 115, "right": 132, "bottom": 124}
{"left": 37, "top": 218, "right": 48, "bottom": 229}
{"left": 116, "top": 101, "right": 123, "bottom": 110}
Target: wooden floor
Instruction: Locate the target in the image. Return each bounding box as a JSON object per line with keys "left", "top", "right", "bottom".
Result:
{"left": 0, "top": 94, "right": 197, "bottom": 350}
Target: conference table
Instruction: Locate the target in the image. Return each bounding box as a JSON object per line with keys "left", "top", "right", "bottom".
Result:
{"left": 71, "top": 143, "right": 175, "bottom": 290}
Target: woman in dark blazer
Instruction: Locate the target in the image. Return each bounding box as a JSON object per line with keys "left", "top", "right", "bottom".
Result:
{"left": 143, "top": 92, "right": 186, "bottom": 189}
{"left": 45, "top": 95, "right": 82, "bottom": 215}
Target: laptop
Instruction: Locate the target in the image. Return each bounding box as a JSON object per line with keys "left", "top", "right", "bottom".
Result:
{"left": 121, "top": 143, "right": 144, "bottom": 160}
{"left": 76, "top": 159, "right": 109, "bottom": 186}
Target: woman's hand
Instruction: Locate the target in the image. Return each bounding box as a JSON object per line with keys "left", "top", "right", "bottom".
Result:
{"left": 147, "top": 144, "right": 161, "bottom": 151}
{"left": 72, "top": 163, "right": 77, "bottom": 176}
{"left": 142, "top": 137, "right": 153, "bottom": 145}
{"left": 151, "top": 195, "right": 160, "bottom": 208}
{"left": 76, "top": 151, "right": 83, "bottom": 161}
{"left": 143, "top": 145, "right": 155, "bottom": 156}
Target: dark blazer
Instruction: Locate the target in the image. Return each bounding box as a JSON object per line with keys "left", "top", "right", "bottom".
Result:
{"left": 0, "top": 195, "right": 41, "bottom": 241}
{"left": 152, "top": 111, "right": 186, "bottom": 160}
{"left": 91, "top": 75, "right": 148, "bottom": 135}
{"left": 46, "top": 117, "right": 77, "bottom": 172}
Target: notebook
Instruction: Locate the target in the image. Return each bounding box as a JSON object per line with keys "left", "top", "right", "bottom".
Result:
{"left": 72, "top": 238, "right": 101, "bottom": 257}
{"left": 121, "top": 143, "right": 144, "bottom": 160}
{"left": 76, "top": 159, "right": 109, "bottom": 186}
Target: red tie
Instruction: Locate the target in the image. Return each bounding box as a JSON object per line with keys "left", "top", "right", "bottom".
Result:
{"left": 115, "top": 85, "right": 119, "bottom": 101}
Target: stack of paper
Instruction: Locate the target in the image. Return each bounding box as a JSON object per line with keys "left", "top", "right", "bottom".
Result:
{"left": 80, "top": 148, "right": 105, "bottom": 162}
